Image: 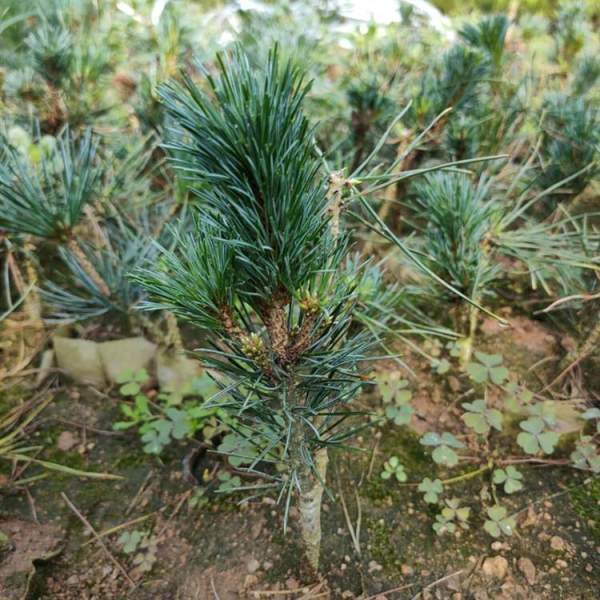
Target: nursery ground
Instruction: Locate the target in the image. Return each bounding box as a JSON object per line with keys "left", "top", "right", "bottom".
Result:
{"left": 0, "top": 314, "right": 599, "bottom": 600}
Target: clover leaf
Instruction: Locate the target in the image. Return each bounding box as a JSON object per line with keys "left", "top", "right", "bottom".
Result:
{"left": 165, "top": 407, "right": 190, "bottom": 439}
{"left": 434, "top": 497, "right": 470, "bottom": 534}
{"left": 517, "top": 417, "right": 560, "bottom": 455}
{"left": 570, "top": 436, "right": 600, "bottom": 473}
{"left": 118, "top": 530, "right": 143, "bottom": 554}
{"left": 380, "top": 456, "right": 407, "bottom": 482}
{"left": 528, "top": 401, "right": 556, "bottom": 427}
{"left": 433, "top": 514, "right": 456, "bottom": 535}
{"left": 418, "top": 477, "right": 444, "bottom": 504}
{"left": 378, "top": 374, "right": 412, "bottom": 405}
{"left": 120, "top": 381, "right": 141, "bottom": 396}
{"left": 466, "top": 352, "right": 509, "bottom": 385}
{"left": 582, "top": 408, "right": 600, "bottom": 420}
{"left": 431, "top": 358, "right": 450, "bottom": 375}
{"left": 385, "top": 404, "right": 413, "bottom": 426}
{"left": 217, "top": 471, "right": 242, "bottom": 492}
{"left": 483, "top": 504, "right": 516, "bottom": 538}
{"left": 140, "top": 419, "right": 172, "bottom": 454}
{"left": 462, "top": 399, "right": 503, "bottom": 435}
{"left": 492, "top": 466, "right": 523, "bottom": 493}
{"left": 420, "top": 431, "right": 464, "bottom": 467}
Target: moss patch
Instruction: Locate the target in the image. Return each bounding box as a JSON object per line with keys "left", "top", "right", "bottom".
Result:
{"left": 570, "top": 477, "right": 600, "bottom": 542}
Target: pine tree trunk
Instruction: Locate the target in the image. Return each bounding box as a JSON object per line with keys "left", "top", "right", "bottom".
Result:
{"left": 289, "top": 378, "right": 328, "bottom": 572}
{"left": 23, "top": 240, "right": 42, "bottom": 326}
{"left": 67, "top": 237, "right": 111, "bottom": 297}
{"left": 297, "top": 447, "right": 328, "bottom": 572}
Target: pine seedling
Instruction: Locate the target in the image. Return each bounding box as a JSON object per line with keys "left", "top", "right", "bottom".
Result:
{"left": 404, "top": 169, "right": 599, "bottom": 362}
{"left": 411, "top": 43, "right": 489, "bottom": 127}
{"left": 0, "top": 127, "right": 102, "bottom": 319}
{"left": 553, "top": 0, "right": 588, "bottom": 65}
{"left": 25, "top": 16, "right": 73, "bottom": 87}
{"left": 410, "top": 172, "right": 498, "bottom": 362}
{"left": 43, "top": 219, "right": 161, "bottom": 325}
{"left": 537, "top": 93, "right": 598, "bottom": 197}
{"left": 459, "top": 14, "right": 510, "bottom": 72}
{"left": 134, "top": 46, "right": 387, "bottom": 571}
{"left": 0, "top": 127, "right": 99, "bottom": 241}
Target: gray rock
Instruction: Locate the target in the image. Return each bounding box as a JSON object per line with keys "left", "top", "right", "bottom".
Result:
{"left": 155, "top": 349, "right": 201, "bottom": 394}
{"left": 53, "top": 337, "right": 105, "bottom": 386}
{"left": 98, "top": 337, "right": 156, "bottom": 383}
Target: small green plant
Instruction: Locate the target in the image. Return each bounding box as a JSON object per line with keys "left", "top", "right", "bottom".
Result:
{"left": 516, "top": 417, "right": 561, "bottom": 455}
{"left": 113, "top": 369, "right": 226, "bottom": 455}
{"left": 378, "top": 373, "right": 413, "bottom": 426}
{"left": 462, "top": 399, "right": 503, "bottom": 435}
{"left": 465, "top": 352, "right": 509, "bottom": 385}
{"left": 492, "top": 466, "right": 524, "bottom": 494}
{"left": 459, "top": 14, "right": 509, "bottom": 72}
{"left": 570, "top": 437, "right": 600, "bottom": 473}
{"left": 117, "top": 529, "right": 158, "bottom": 574}
{"left": 420, "top": 432, "right": 465, "bottom": 467}
{"left": 216, "top": 471, "right": 242, "bottom": 493}
{"left": 483, "top": 505, "right": 516, "bottom": 538}
{"left": 380, "top": 456, "right": 407, "bottom": 482}
{"left": 433, "top": 497, "right": 470, "bottom": 535}
{"left": 418, "top": 477, "right": 444, "bottom": 504}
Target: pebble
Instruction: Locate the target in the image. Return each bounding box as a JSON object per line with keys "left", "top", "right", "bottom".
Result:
{"left": 517, "top": 557, "right": 536, "bottom": 585}
{"left": 368, "top": 560, "right": 383, "bottom": 573}
{"left": 401, "top": 564, "right": 414, "bottom": 576}
{"left": 482, "top": 556, "right": 508, "bottom": 580}
{"left": 246, "top": 558, "right": 260, "bottom": 574}
{"left": 555, "top": 559, "right": 568, "bottom": 570}
{"left": 550, "top": 536, "right": 567, "bottom": 552}
{"left": 491, "top": 541, "right": 509, "bottom": 551}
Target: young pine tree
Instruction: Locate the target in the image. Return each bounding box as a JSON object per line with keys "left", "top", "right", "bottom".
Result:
{"left": 134, "top": 46, "right": 386, "bottom": 571}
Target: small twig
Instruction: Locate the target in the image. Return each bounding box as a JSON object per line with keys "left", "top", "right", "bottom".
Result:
{"left": 336, "top": 474, "right": 361, "bottom": 557}
{"left": 298, "top": 582, "right": 327, "bottom": 599}
{"left": 126, "top": 470, "right": 153, "bottom": 516}
{"left": 410, "top": 569, "right": 464, "bottom": 600}
{"left": 25, "top": 486, "right": 39, "bottom": 524}
{"left": 363, "top": 582, "right": 415, "bottom": 599}
{"left": 54, "top": 417, "right": 125, "bottom": 437}
{"left": 61, "top": 492, "right": 135, "bottom": 588}
{"left": 157, "top": 490, "right": 192, "bottom": 536}
{"left": 539, "top": 290, "right": 600, "bottom": 313}
{"left": 364, "top": 431, "right": 380, "bottom": 483}
{"left": 251, "top": 585, "right": 321, "bottom": 597}
{"left": 210, "top": 576, "right": 221, "bottom": 600}
{"left": 82, "top": 512, "right": 157, "bottom": 547}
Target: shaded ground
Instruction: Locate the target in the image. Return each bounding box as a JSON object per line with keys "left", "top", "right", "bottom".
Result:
{"left": 0, "top": 314, "right": 599, "bottom": 599}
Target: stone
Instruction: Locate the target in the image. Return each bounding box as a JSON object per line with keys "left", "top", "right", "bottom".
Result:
{"left": 550, "top": 536, "right": 567, "bottom": 552}
{"left": 482, "top": 556, "right": 508, "bottom": 580}
{"left": 401, "top": 564, "right": 414, "bottom": 576}
{"left": 517, "top": 557, "right": 536, "bottom": 585}
{"left": 35, "top": 349, "right": 55, "bottom": 386}
{"left": 154, "top": 349, "right": 202, "bottom": 394}
{"left": 57, "top": 431, "right": 78, "bottom": 452}
{"left": 98, "top": 337, "right": 156, "bottom": 383}
{"left": 555, "top": 559, "right": 568, "bottom": 569}
{"left": 54, "top": 337, "right": 105, "bottom": 386}
{"left": 368, "top": 560, "right": 383, "bottom": 573}
{"left": 246, "top": 558, "right": 260, "bottom": 574}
